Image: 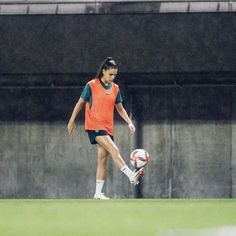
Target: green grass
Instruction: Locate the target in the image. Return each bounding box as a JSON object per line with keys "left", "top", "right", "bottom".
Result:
{"left": 0, "top": 199, "right": 236, "bottom": 236}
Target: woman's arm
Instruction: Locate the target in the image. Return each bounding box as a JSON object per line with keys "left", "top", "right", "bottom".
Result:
{"left": 67, "top": 98, "right": 86, "bottom": 135}
{"left": 115, "top": 103, "right": 135, "bottom": 134}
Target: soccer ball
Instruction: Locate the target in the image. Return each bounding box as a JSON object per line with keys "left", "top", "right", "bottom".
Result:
{"left": 130, "top": 149, "right": 150, "bottom": 169}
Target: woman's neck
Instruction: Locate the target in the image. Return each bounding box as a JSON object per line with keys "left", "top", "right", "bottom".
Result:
{"left": 100, "top": 77, "right": 109, "bottom": 86}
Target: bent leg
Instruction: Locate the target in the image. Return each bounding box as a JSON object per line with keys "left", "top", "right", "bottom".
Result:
{"left": 95, "top": 135, "right": 144, "bottom": 186}
{"left": 95, "top": 135, "right": 126, "bottom": 169}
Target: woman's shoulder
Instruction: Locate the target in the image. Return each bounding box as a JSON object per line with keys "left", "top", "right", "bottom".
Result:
{"left": 87, "top": 78, "right": 99, "bottom": 85}
{"left": 112, "top": 82, "right": 119, "bottom": 89}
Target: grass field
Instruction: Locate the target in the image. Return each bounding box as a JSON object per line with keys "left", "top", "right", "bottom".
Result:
{"left": 0, "top": 199, "right": 236, "bottom": 236}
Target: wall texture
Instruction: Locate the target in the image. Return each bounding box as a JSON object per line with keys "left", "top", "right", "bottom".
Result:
{"left": 0, "top": 13, "right": 236, "bottom": 198}
{"left": 0, "top": 85, "right": 235, "bottom": 198}
{"left": 0, "top": 13, "right": 236, "bottom": 75}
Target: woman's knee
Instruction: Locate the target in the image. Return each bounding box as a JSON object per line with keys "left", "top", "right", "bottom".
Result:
{"left": 96, "top": 136, "right": 120, "bottom": 158}
{"left": 109, "top": 146, "right": 120, "bottom": 157}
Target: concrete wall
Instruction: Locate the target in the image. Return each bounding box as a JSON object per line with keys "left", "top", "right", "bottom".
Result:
{"left": 0, "top": 85, "right": 235, "bottom": 198}
{"left": 231, "top": 90, "right": 236, "bottom": 198}
{"left": 0, "top": 13, "right": 236, "bottom": 75}
{"left": 0, "top": 12, "right": 236, "bottom": 198}
{"left": 0, "top": 121, "right": 134, "bottom": 198}
{"left": 137, "top": 86, "right": 233, "bottom": 198}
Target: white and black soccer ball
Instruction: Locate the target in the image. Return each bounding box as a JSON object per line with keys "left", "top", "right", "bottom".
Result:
{"left": 130, "top": 149, "right": 150, "bottom": 169}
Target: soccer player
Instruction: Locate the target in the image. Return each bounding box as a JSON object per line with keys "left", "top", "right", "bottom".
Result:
{"left": 67, "top": 57, "right": 144, "bottom": 200}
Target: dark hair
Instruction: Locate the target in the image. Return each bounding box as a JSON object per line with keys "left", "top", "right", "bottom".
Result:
{"left": 96, "top": 57, "right": 118, "bottom": 79}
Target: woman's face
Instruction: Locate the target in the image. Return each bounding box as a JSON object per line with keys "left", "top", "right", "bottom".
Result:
{"left": 102, "top": 68, "right": 118, "bottom": 84}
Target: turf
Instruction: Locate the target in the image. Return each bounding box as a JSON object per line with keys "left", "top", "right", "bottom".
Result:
{"left": 0, "top": 199, "right": 236, "bottom": 236}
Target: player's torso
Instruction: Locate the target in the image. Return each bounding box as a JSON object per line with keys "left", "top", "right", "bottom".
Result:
{"left": 89, "top": 79, "right": 118, "bottom": 114}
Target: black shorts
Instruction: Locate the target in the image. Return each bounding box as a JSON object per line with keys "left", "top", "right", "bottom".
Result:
{"left": 87, "top": 130, "right": 114, "bottom": 145}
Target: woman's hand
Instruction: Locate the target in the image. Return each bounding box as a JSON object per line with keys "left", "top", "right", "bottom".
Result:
{"left": 67, "top": 120, "right": 76, "bottom": 135}
{"left": 128, "top": 122, "right": 136, "bottom": 134}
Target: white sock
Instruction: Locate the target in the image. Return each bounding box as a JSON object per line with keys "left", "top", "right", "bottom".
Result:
{"left": 95, "top": 180, "right": 105, "bottom": 196}
{"left": 120, "top": 165, "right": 134, "bottom": 179}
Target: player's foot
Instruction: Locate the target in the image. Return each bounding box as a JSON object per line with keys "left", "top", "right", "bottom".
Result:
{"left": 94, "top": 193, "right": 110, "bottom": 200}
{"left": 129, "top": 167, "right": 144, "bottom": 185}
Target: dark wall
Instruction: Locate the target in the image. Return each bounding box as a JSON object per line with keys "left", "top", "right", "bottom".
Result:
{"left": 0, "top": 85, "right": 236, "bottom": 198}
{"left": 0, "top": 13, "right": 236, "bottom": 198}
{"left": 0, "top": 13, "right": 236, "bottom": 75}
{"left": 0, "top": 87, "right": 82, "bottom": 121}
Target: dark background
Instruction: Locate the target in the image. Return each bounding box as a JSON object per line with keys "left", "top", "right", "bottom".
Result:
{"left": 0, "top": 13, "right": 236, "bottom": 198}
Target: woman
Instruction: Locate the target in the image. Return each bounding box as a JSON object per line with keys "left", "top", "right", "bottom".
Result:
{"left": 67, "top": 57, "right": 144, "bottom": 200}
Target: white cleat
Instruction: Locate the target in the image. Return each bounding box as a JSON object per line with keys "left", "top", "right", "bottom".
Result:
{"left": 94, "top": 193, "right": 110, "bottom": 200}
{"left": 130, "top": 167, "right": 144, "bottom": 185}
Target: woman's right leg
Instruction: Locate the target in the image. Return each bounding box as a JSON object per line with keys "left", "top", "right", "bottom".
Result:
{"left": 95, "top": 135, "right": 126, "bottom": 169}
{"left": 95, "top": 135, "right": 143, "bottom": 185}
